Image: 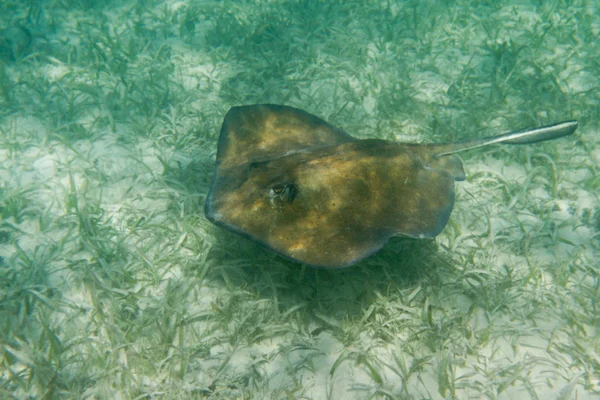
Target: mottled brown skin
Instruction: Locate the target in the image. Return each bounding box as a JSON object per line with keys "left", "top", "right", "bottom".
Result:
{"left": 205, "top": 104, "right": 463, "bottom": 268}
{"left": 205, "top": 105, "right": 577, "bottom": 268}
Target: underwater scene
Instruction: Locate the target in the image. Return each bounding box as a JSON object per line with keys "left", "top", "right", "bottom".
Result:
{"left": 0, "top": 0, "right": 598, "bottom": 398}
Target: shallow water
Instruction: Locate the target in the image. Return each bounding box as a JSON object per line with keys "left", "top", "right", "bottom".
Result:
{"left": 0, "top": 1, "right": 598, "bottom": 398}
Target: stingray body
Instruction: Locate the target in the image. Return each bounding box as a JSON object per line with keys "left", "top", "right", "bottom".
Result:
{"left": 205, "top": 104, "right": 577, "bottom": 268}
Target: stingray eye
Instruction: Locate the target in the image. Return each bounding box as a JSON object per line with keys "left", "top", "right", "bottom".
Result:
{"left": 268, "top": 183, "right": 298, "bottom": 206}
{"left": 271, "top": 184, "right": 284, "bottom": 194}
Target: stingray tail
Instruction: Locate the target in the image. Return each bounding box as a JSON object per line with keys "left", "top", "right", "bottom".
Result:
{"left": 433, "top": 120, "right": 578, "bottom": 157}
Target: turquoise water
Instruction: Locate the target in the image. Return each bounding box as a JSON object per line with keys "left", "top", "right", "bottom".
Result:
{"left": 0, "top": 1, "right": 598, "bottom": 398}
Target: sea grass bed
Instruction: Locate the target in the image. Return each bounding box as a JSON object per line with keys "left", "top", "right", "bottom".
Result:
{"left": 0, "top": 1, "right": 598, "bottom": 398}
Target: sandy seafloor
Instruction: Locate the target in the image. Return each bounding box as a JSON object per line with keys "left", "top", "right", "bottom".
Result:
{"left": 1, "top": 0, "right": 599, "bottom": 398}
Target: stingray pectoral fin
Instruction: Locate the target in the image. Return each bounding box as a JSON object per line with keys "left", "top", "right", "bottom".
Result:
{"left": 215, "top": 104, "right": 355, "bottom": 169}
{"left": 205, "top": 136, "right": 457, "bottom": 269}
{"left": 262, "top": 144, "right": 458, "bottom": 267}
{"left": 392, "top": 166, "right": 456, "bottom": 239}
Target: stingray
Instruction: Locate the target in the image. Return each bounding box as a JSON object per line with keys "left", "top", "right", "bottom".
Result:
{"left": 204, "top": 104, "right": 577, "bottom": 268}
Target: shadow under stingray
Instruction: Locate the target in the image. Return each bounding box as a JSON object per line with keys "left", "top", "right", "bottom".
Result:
{"left": 204, "top": 226, "right": 454, "bottom": 323}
